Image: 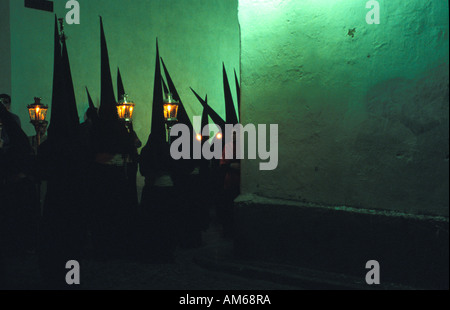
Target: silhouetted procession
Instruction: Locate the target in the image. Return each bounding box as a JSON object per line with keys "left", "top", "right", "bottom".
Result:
{"left": 1, "top": 15, "right": 239, "bottom": 290}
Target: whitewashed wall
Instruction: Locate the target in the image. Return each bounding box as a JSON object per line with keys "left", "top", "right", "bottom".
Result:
{"left": 0, "top": 0, "right": 11, "bottom": 95}
{"left": 239, "top": 0, "right": 449, "bottom": 216}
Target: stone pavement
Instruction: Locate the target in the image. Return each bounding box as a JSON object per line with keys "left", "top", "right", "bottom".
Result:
{"left": 1, "top": 216, "right": 419, "bottom": 290}
{"left": 193, "top": 220, "right": 418, "bottom": 291}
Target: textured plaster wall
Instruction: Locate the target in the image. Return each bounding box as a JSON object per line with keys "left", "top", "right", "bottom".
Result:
{"left": 239, "top": 0, "right": 449, "bottom": 216}
{"left": 10, "top": 0, "right": 240, "bottom": 144}
{"left": 0, "top": 0, "right": 11, "bottom": 95}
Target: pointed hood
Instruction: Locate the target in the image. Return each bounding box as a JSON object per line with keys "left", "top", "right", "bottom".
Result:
{"left": 201, "top": 95, "right": 209, "bottom": 134}
{"left": 200, "top": 95, "right": 211, "bottom": 142}
{"left": 61, "top": 31, "right": 79, "bottom": 134}
{"left": 160, "top": 57, "right": 192, "bottom": 130}
{"left": 148, "top": 39, "right": 165, "bottom": 145}
{"left": 191, "top": 87, "right": 225, "bottom": 152}
{"left": 99, "top": 17, "right": 118, "bottom": 122}
{"left": 139, "top": 39, "right": 170, "bottom": 177}
{"left": 223, "top": 63, "right": 238, "bottom": 126}
{"left": 117, "top": 67, "right": 125, "bottom": 101}
{"left": 94, "top": 17, "right": 131, "bottom": 155}
{"left": 234, "top": 68, "right": 240, "bottom": 118}
{"left": 190, "top": 87, "right": 225, "bottom": 130}
{"left": 47, "top": 15, "right": 65, "bottom": 141}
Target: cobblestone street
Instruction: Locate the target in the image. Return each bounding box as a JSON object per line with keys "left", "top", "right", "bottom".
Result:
{"left": 2, "top": 221, "right": 303, "bottom": 290}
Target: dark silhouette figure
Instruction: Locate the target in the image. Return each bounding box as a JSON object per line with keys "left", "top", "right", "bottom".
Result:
{"left": 138, "top": 134, "right": 180, "bottom": 262}
{"left": 125, "top": 122, "right": 142, "bottom": 209}
{"left": 0, "top": 98, "right": 38, "bottom": 288}
{"left": 219, "top": 132, "right": 240, "bottom": 238}
{"left": 37, "top": 17, "right": 87, "bottom": 289}
{"left": 81, "top": 18, "right": 138, "bottom": 262}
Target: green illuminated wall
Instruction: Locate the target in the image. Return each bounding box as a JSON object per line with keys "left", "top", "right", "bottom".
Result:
{"left": 0, "top": 0, "right": 11, "bottom": 95}
{"left": 239, "top": 0, "right": 449, "bottom": 216}
{"left": 9, "top": 0, "right": 240, "bottom": 143}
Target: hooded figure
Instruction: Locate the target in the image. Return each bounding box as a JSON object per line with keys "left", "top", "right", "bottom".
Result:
{"left": 190, "top": 86, "right": 226, "bottom": 173}
{"left": 0, "top": 101, "right": 36, "bottom": 266}
{"left": 219, "top": 64, "right": 240, "bottom": 238}
{"left": 86, "top": 17, "right": 137, "bottom": 260}
{"left": 192, "top": 64, "right": 240, "bottom": 239}
{"left": 139, "top": 40, "right": 168, "bottom": 187}
{"left": 160, "top": 57, "right": 199, "bottom": 178}
{"left": 137, "top": 40, "right": 179, "bottom": 262}
{"left": 117, "top": 67, "right": 142, "bottom": 209}
{"left": 37, "top": 16, "right": 88, "bottom": 288}
{"left": 160, "top": 58, "right": 214, "bottom": 248}
{"left": 78, "top": 87, "right": 98, "bottom": 163}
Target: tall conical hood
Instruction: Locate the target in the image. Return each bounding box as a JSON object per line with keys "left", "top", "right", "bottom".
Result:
{"left": 190, "top": 87, "right": 225, "bottom": 130}
{"left": 94, "top": 17, "right": 131, "bottom": 156}
{"left": 201, "top": 95, "right": 210, "bottom": 142}
{"left": 61, "top": 32, "right": 79, "bottom": 135}
{"left": 47, "top": 16, "right": 65, "bottom": 141}
{"left": 148, "top": 39, "right": 165, "bottom": 144}
{"left": 99, "top": 17, "right": 118, "bottom": 122}
{"left": 48, "top": 16, "right": 79, "bottom": 141}
{"left": 140, "top": 39, "right": 170, "bottom": 177}
{"left": 223, "top": 63, "right": 238, "bottom": 126}
{"left": 234, "top": 69, "right": 240, "bottom": 118}
{"left": 117, "top": 67, "right": 125, "bottom": 101}
{"left": 201, "top": 95, "right": 209, "bottom": 133}
{"left": 191, "top": 87, "right": 225, "bottom": 152}
{"left": 160, "top": 57, "right": 192, "bottom": 130}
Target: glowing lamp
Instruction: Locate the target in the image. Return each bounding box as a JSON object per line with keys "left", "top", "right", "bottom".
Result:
{"left": 27, "top": 97, "right": 48, "bottom": 148}
{"left": 163, "top": 93, "right": 179, "bottom": 144}
{"left": 117, "top": 94, "right": 135, "bottom": 123}
{"left": 163, "top": 93, "right": 179, "bottom": 124}
{"left": 27, "top": 97, "right": 48, "bottom": 123}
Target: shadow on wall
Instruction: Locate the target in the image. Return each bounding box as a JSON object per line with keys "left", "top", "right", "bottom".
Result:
{"left": 366, "top": 63, "right": 449, "bottom": 135}
{"left": 350, "top": 62, "right": 449, "bottom": 215}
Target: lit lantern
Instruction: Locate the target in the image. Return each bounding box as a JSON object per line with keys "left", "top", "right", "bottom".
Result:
{"left": 27, "top": 97, "right": 48, "bottom": 148}
{"left": 117, "top": 94, "right": 135, "bottom": 123}
{"left": 163, "top": 93, "right": 179, "bottom": 143}
{"left": 27, "top": 97, "right": 48, "bottom": 124}
{"left": 163, "top": 93, "right": 179, "bottom": 124}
